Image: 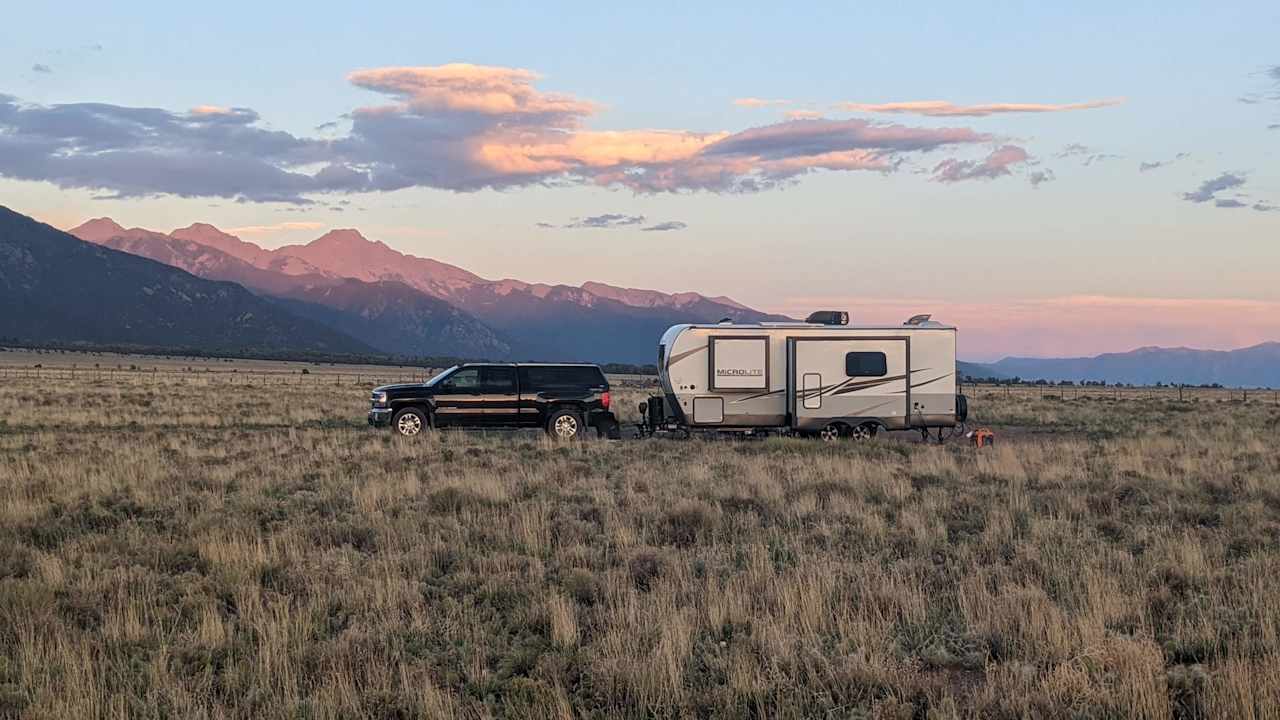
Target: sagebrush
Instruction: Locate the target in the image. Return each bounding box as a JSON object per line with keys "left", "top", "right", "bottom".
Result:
{"left": 1, "top": 374, "right": 1279, "bottom": 718}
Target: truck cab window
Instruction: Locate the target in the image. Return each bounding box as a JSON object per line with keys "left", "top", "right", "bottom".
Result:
{"left": 845, "top": 352, "right": 888, "bottom": 377}
{"left": 441, "top": 367, "right": 480, "bottom": 391}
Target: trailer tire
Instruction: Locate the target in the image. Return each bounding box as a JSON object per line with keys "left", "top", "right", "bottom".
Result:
{"left": 849, "top": 422, "right": 877, "bottom": 442}
{"left": 393, "top": 407, "right": 428, "bottom": 437}
{"left": 818, "top": 422, "right": 846, "bottom": 442}
{"left": 546, "top": 408, "right": 584, "bottom": 440}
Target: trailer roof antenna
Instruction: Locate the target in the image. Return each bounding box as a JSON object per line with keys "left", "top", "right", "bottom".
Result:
{"left": 905, "top": 314, "right": 932, "bottom": 325}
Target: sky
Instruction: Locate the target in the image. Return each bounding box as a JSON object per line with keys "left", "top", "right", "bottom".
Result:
{"left": 1, "top": 1, "right": 1278, "bottom": 361}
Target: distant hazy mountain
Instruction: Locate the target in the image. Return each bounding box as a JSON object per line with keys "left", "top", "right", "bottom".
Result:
{"left": 71, "top": 217, "right": 787, "bottom": 363}
{"left": 69, "top": 220, "right": 509, "bottom": 359}
{"left": 0, "top": 207, "right": 371, "bottom": 356}
{"left": 957, "top": 360, "right": 1006, "bottom": 381}
{"left": 976, "top": 344, "right": 1280, "bottom": 388}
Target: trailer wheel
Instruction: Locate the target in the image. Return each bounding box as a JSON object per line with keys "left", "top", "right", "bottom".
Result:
{"left": 546, "top": 408, "right": 584, "bottom": 440}
{"left": 849, "top": 423, "right": 877, "bottom": 442}
{"left": 393, "top": 407, "right": 428, "bottom": 437}
{"left": 818, "top": 422, "right": 845, "bottom": 442}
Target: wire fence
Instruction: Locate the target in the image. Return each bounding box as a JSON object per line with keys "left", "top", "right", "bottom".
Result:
{"left": 0, "top": 365, "right": 437, "bottom": 388}
{"left": 1, "top": 365, "right": 1273, "bottom": 403}
{"left": 959, "top": 382, "right": 1280, "bottom": 405}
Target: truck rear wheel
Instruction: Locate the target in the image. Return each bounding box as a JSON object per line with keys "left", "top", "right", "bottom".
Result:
{"left": 546, "top": 408, "right": 583, "bottom": 440}
{"left": 393, "top": 407, "right": 428, "bottom": 437}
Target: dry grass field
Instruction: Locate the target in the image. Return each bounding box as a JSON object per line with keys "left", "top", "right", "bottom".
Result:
{"left": 2, "top": 368, "right": 1280, "bottom": 718}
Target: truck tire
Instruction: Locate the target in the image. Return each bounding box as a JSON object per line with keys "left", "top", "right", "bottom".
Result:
{"left": 393, "top": 407, "right": 428, "bottom": 437}
{"left": 546, "top": 408, "right": 584, "bottom": 440}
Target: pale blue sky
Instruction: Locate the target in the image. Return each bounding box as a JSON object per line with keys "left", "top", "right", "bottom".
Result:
{"left": 2, "top": 2, "right": 1277, "bottom": 358}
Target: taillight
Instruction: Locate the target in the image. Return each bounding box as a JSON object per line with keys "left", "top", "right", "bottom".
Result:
{"left": 601, "top": 391, "right": 611, "bottom": 409}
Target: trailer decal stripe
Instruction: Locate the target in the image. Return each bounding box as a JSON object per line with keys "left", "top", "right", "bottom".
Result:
{"left": 909, "top": 372, "right": 954, "bottom": 391}
{"left": 666, "top": 344, "right": 707, "bottom": 368}
{"left": 828, "top": 374, "right": 908, "bottom": 397}
{"left": 731, "top": 388, "right": 785, "bottom": 403}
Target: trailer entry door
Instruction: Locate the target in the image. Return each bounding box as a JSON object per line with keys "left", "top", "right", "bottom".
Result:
{"left": 789, "top": 337, "right": 909, "bottom": 431}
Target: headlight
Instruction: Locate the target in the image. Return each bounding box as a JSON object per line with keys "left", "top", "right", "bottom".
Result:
{"left": 371, "top": 391, "right": 388, "bottom": 407}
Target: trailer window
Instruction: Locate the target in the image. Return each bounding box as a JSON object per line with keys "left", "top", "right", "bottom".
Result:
{"left": 845, "top": 352, "right": 887, "bottom": 377}
{"left": 709, "top": 337, "right": 768, "bottom": 390}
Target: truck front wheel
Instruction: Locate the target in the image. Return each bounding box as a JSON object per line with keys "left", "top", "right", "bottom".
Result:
{"left": 393, "top": 407, "right": 428, "bottom": 437}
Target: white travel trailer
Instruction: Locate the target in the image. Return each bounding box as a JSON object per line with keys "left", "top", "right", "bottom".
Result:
{"left": 641, "top": 311, "right": 966, "bottom": 440}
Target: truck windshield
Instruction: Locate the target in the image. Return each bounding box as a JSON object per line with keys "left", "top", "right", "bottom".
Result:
{"left": 425, "top": 366, "right": 458, "bottom": 386}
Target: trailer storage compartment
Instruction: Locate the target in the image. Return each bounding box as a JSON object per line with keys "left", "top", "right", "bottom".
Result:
{"left": 693, "top": 396, "right": 724, "bottom": 423}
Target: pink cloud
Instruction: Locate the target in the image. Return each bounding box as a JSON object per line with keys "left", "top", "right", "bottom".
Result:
{"left": 776, "top": 295, "right": 1280, "bottom": 360}
{"left": 348, "top": 64, "right": 596, "bottom": 123}
{"left": 343, "top": 69, "right": 995, "bottom": 193}
{"left": 732, "top": 97, "right": 791, "bottom": 108}
{"left": 835, "top": 98, "right": 1125, "bottom": 117}
{"left": 933, "top": 145, "right": 1030, "bottom": 183}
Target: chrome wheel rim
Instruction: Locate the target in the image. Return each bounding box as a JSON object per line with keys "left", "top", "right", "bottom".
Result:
{"left": 819, "top": 424, "right": 841, "bottom": 442}
{"left": 397, "top": 413, "right": 423, "bottom": 436}
{"left": 554, "top": 415, "right": 578, "bottom": 438}
{"left": 850, "top": 424, "right": 872, "bottom": 441}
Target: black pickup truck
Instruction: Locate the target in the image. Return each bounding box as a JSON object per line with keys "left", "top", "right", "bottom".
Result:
{"left": 368, "top": 363, "right": 620, "bottom": 439}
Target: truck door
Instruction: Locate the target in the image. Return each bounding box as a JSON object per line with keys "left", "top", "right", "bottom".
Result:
{"left": 789, "top": 338, "right": 909, "bottom": 431}
{"left": 479, "top": 366, "right": 520, "bottom": 425}
{"left": 431, "top": 366, "right": 485, "bottom": 426}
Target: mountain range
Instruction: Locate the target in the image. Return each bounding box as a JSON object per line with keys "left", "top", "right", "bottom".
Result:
{"left": 10, "top": 208, "right": 786, "bottom": 363}
{"left": 964, "top": 344, "right": 1280, "bottom": 388}
{"left": 7, "top": 205, "right": 1276, "bottom": 385}
{"left": 0, "top": 207, "right": 371, "bottom": 356}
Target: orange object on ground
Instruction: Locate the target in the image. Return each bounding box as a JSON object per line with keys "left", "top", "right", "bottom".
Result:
{"left": 969, "top": 428, "right": 995, "bottom": 448}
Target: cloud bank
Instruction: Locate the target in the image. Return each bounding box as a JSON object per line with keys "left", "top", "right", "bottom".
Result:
{"left": 0, "top": 64, "right": 1077, "bottom": 203}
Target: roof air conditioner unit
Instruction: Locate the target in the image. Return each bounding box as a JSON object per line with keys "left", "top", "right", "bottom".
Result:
{"left": 805, "top": 311, "right": 849, "bottom": 325}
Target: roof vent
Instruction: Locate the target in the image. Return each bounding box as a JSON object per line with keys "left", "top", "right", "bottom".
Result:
{"left": 806, "top": 310, "right": 849, "bottom": 325}
{"left": 904, "top": 314, "right": 932, "bottom": 326}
